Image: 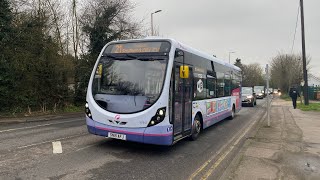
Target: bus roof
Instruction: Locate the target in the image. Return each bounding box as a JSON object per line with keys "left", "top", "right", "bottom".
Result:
{"left": 107, "top": 37, "right": 241, "bottom": 72}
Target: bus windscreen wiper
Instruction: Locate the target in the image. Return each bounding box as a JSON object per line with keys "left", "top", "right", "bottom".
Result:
{"left": 137, "top": 57, "right": 166, "bottom": 61}
{"left": 102, "top": 54, "right": 166, "bottom": 61}
{"left": 103, "top": 54, "right": 116, "bottom": 59}
{"left": 125, "top": 54, "right": 137, "bottom": 59}
{"left": 102, "top": 54, "right": 134, "bottom": 61}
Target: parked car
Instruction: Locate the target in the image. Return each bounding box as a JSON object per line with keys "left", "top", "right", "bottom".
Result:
{"left": 241, "top": 87, "right": 257, "bottom": 107}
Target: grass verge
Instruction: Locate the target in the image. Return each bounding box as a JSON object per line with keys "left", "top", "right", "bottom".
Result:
{"left": 297, "top": 103, "right": 320, "bottom": 111}
{"left": 0, "top": 105, "right": 83, "bottom": 118}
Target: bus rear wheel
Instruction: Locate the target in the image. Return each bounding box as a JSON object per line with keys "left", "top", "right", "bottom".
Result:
{"left": 190, "top": 115, "right": 201, "bottom": 141}
{"left": 228, "top": 105, "right": 235, "bottom": 120}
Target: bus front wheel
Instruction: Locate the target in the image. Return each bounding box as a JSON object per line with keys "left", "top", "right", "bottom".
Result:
{"left": 190, "top": 115, "right": 202, "bottom": 141}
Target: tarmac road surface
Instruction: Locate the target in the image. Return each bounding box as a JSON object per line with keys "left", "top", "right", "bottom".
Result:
{"left": 0, "top": 99, "right": 267, "bottom": 180}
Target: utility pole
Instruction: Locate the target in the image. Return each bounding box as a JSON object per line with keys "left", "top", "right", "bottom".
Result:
{"left": 300, "top": 0, "right": 309, "bottom": 105}
{"left": 266, "top": 64, "right": 270, "bottom": 127}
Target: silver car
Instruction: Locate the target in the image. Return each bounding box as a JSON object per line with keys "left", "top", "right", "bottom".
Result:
{"left": 241, "top": 87, "right": 257, "bottom": 107}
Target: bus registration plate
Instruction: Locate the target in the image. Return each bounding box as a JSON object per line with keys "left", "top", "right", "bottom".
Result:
{"left": 108, "top": 132, "right": 126, "bottom": 140}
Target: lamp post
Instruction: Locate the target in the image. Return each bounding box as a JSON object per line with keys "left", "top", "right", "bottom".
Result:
{"left": 151, "top": 10, "right": 162, "bottom": 36}
{"left": 228, "top": 51, "right": 235, "bottom": 64}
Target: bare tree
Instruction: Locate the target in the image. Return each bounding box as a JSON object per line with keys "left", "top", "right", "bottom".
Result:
{"left": 71, "top": 0, "right": 79, "bottom": 60}
{"left": 45, "top": 0, "right": 65, "bottom": 57}
{"left": 270, "top": 53, "right": 310, "bottom": 93}
{"left": 80, "top": 0, "right": 141, "bottom": 56}
{"left": 11, "top": 0, "right": 67, "bottom": 55}
{"left": 242, "top": 63, "right": 264, "bottom": 87}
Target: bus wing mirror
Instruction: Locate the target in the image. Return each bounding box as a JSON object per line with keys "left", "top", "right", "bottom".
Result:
{"left": 95, "top": 64, "right": 103, "bottom": 78}
{"left": 180, "top": 65, "right": 189, "bottom": 79}
{"left": 98, "top": 64, "right": 103, "bottom": 75}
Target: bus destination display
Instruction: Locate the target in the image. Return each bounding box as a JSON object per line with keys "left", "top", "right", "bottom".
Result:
{"left": 105, "top": 42, "right": 170, "bottom": 54}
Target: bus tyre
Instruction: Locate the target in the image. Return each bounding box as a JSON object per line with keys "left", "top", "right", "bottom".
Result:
{"left": 228, "top": 106, "right": 235, "bottom": 120}
{"left": 190, "top": 115, "right": 201, "bottom": 141}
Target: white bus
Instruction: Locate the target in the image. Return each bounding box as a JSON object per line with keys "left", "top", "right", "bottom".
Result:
{"left": 85, "top": 38, "right": 242, "bottom": 145}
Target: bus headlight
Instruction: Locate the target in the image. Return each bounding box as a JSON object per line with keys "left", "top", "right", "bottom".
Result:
{"left": 85, "top": 102, "right": 92, "bottom": 119}
{"left": 159, "top": 109, "right": 164, "bottom": 116}
{"left": 148, "top": 107, "right": 166, "bottom": 127}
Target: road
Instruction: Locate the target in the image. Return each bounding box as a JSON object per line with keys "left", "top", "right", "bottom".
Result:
{"left": 0, "top": 99, "right": 267, "bottom": 180}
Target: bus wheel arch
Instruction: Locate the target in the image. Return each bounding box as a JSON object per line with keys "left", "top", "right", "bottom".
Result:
{"left": 190, "top": 112, "right": 203, "bottom": 141}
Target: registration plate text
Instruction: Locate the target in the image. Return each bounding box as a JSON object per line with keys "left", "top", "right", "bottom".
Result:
{"left": 108, "top": 132, "right": 126, "bottom": 140}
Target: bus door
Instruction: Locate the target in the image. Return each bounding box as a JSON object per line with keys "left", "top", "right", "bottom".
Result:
{"left": 173, "top": 63, "right": 193, "bottom": 140}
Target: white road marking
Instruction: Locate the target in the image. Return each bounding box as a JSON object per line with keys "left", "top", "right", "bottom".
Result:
{"left": 52, "top": 141, "right": 63, "bottom": 154}
{"left": 0, "top": 119, "right": 83, "bottom": 133}
{"left": 201, "top": 112, "right": 267, "bottom": 180}
{"left": 17, "top": 133, "right": 86, "bottom": 149}
{"left": 189, "top": 108, "right": 267, "bottom": 180}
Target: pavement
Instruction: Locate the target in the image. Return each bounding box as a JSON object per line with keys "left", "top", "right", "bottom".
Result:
{"left": 0, "top": 112, "right": 83, "bottom": 124}
{"left": 221, "top": 98, "right": 320, "bottom": 180}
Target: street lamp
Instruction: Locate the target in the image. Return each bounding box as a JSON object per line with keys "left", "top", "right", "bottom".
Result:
{"left": 228, "top": 51, "right": 235, "bottom": 64}
{"left": 151, "top": 10, "right": 162, "bottom": 36}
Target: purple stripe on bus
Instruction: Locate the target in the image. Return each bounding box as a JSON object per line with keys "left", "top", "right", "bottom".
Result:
{"left": 144, "top": 132, "right": 172, "bottom": 137}
{"left": 95, "top": 126, "right": 172, "bottom": 137}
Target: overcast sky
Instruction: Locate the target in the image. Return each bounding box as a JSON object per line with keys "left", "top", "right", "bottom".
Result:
{"left": 131, "top": 0, "right": 320, "bottom": 77}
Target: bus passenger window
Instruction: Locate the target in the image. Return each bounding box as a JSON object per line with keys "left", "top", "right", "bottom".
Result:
{"left": 224, "top": 73, "right": 231, "bottom": 96}
{"left": 207, "top": 75, "right": 216, "bottom": 98}
{"left": 216, "top": 72, "right": 224, "bottom": 97}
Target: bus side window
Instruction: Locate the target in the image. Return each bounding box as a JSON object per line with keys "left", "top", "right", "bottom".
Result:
{"left": 216, "top": 72, "right": 225, "bottom": 97}
{"left": 207, "top": 75, "right": 216, "bottom": 98}
{"left": 224, "top": 73, "right": 231, "bottom": 96}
